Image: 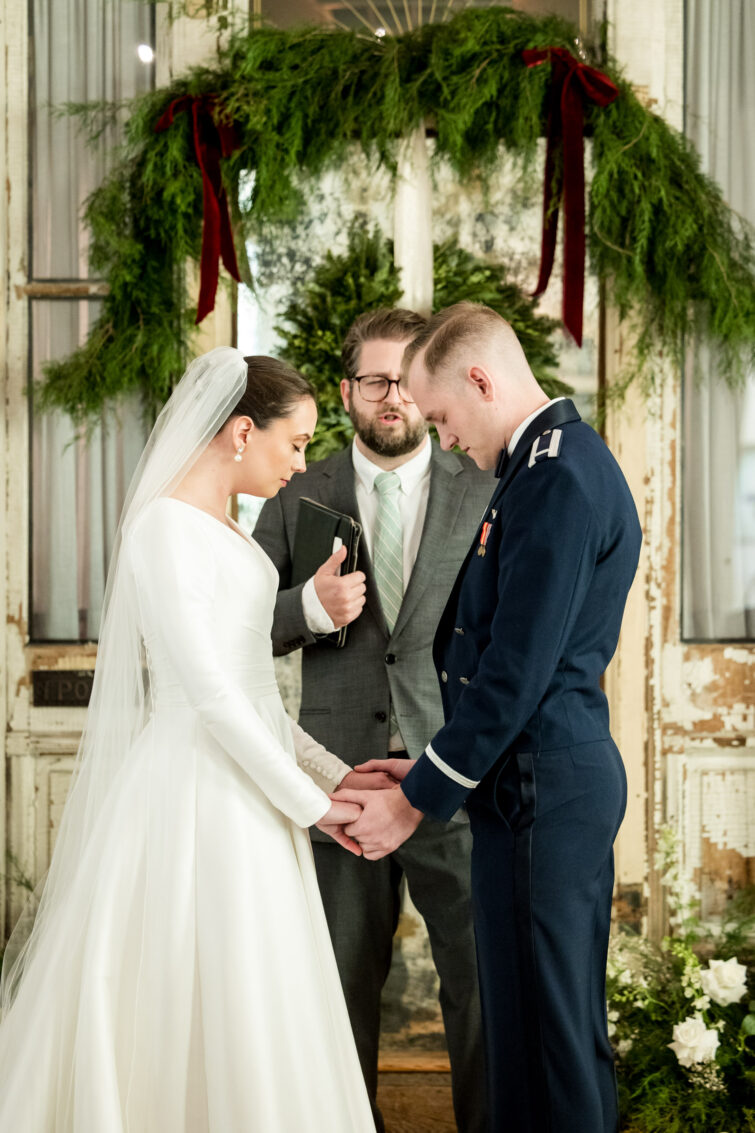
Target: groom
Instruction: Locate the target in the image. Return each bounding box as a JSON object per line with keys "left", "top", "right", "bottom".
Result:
{"left": 337, "top": 302, "right": 642, "bottom": 1133}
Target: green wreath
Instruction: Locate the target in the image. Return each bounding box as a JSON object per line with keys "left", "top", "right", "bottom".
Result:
{"left": 40, "top": 7, "right": 754, "bottom": 424}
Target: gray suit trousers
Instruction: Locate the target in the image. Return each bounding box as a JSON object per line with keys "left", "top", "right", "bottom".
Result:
{"left": 313, "top": 817, "right": 487, "bottom": 1133}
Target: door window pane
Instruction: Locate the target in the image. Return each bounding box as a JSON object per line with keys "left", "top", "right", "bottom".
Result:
{"left": 682, "top": 0, "right": 755, "bottom": 640}
{"left": 31, "top": 0, "right": 153, "bottom": 278}
{"left": 31, "top": 301, "right": 148, "bottom": 641}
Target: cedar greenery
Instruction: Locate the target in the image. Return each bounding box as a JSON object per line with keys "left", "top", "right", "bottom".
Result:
{"left": 40, "top": 6, "right": 755, "bottom": 426}
{"left": 276, "top": 220, "right": 568, "bottom": 460}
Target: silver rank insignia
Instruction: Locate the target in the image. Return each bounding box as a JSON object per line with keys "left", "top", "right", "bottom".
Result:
{"left": 528, "top": 428, "right": 563, "bottom": 468}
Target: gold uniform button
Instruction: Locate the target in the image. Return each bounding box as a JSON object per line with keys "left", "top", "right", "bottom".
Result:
{"left": 459, "top": 676, "right": 470, "bottom": 685}
{"left": 441, "top": 671, "right": 448, "bottom": 683}
{"left": 454, "top": 626, "right": 465, "bottom": 635}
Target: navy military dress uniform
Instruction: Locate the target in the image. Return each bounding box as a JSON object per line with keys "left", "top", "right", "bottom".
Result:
{"left": 401, "top": 400, "right": 642, "bottom": 1133}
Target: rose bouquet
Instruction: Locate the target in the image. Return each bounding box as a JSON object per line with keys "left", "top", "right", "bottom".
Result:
{"left": 608, "top": 828, "right": 755, "bottom": 1132}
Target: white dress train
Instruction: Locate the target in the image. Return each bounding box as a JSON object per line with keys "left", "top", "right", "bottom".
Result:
{"left": 0, "top": 497, "right": 374, "bottom": 1132}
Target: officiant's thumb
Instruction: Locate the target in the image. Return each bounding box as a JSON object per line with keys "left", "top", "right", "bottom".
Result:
{"left": 322, "top": 545, "right": 348, "bottom": 574}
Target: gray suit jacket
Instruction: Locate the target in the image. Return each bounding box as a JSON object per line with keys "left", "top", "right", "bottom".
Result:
{"left": 254, "top": 441, "right": 494, "bottom": 794}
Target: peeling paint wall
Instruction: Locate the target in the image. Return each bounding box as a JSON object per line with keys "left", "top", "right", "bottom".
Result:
{"left": 605, "top": 0, "right": 755, "bottom": 938}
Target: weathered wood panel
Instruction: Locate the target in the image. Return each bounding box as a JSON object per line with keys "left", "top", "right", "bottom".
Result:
{"left": 605, "top": 0, "right": 755, "bottom": 937}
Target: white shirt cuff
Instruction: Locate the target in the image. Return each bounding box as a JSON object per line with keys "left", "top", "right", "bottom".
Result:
{"left": 302, "top": 575, "right": 336, "bottom": 634}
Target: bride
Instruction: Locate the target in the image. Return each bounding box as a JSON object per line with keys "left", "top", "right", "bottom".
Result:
{"left": 0, "top": 347, "right": 381, "bottom": 1130}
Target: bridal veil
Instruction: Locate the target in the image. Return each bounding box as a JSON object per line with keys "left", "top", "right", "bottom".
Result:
{"left": 0, "top": 346, "right": 248, "bottom": 1015}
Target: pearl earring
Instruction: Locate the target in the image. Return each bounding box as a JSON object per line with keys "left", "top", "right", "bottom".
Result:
{"left": 234, "top": 445, "right": 244, "bottom": 463}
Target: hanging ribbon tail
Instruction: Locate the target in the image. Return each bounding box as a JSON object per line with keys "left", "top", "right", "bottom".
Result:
{"left": 155, "top": 96, "right": 241, "bottom": 324}
{"left": 214, "top": 116, "right": 243, "bottom": 282}
{"left": 561, "top": 71, "right": 586, "bottom": 345}
{"left": 529, "top": 58, "right": 563, "bottom": 300}
{"left": 522, "top": 46, "right": 619, "bottom": 347}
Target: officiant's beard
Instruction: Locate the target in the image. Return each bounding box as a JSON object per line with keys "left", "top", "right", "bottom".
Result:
{"left": 349, "top": 405, "right": 428, "bottom": 458}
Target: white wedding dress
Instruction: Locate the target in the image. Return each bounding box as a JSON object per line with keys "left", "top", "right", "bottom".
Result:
{"left": 0, "top": 496, "right": 374, "bottom": 1132}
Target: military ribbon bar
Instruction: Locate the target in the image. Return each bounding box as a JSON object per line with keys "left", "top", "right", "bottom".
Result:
{"left": 478, "top": 521, "right": 493, "bottom": 557}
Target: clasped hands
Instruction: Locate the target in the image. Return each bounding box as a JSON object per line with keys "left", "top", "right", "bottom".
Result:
{"left": 315, "top": 758, "right": 424, "bottom": 860}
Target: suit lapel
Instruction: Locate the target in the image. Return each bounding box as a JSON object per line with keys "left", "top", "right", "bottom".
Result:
{"left": 391, "top": 447, "right": 467, "bottom": 639}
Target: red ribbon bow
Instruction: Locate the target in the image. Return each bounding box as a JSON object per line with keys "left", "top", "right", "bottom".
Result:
{"left": 522, "top": 46, "right": 619, "bottom": 346}
{"left": 155, "top": 96, "right": 242, "bottom": 324}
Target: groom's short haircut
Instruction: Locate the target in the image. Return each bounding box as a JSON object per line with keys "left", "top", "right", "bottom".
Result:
{"left": 341, "top": 308, "right": 427, "bottom": 383}
{"left": 402, "top": 302, "right": 508, "bottom": 381}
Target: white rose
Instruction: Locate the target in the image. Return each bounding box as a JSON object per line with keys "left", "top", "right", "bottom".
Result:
{"left": 700, "top": 958, "right": 748, "bottom": 1007}
{"left": 668, "top": 1015, "right": 720, "bottom": 1068}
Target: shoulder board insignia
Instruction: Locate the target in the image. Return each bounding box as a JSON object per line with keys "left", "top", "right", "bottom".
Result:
{"left": 528, "top": 427, "right": 563, "bottom": 469}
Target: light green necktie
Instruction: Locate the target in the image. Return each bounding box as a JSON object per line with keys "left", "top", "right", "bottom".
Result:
{"left": 373, "top": 471, "right": 404, "bottom": 633}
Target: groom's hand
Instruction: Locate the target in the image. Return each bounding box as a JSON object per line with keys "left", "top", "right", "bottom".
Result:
{"left": 313, "top": 546, "right": 366, "bottom": 629}
{"left": 336, "top": 788, "right": 424, "bottom": 860}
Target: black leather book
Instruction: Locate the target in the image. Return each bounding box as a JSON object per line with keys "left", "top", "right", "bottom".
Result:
{"left": 291, "top": 497, "right": 362, "bottom": 648}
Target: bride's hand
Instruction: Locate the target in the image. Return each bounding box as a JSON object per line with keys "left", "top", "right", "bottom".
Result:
{"left": 354, "top": 757, "right": 416, "bottom": 782}
{"left": 316, "top": 799, "right": 364, "bottom": 856}
{"left": 338, "top": 769, "right": 398, "bottom": 791}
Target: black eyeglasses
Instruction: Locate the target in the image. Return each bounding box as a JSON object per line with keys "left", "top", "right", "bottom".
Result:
{"left": 353, "top": 375, "right": 415, "bottom": 403}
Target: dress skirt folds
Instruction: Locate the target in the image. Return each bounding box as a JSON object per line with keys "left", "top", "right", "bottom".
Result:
{"left": 0, "top": 498, "right": 374, "bottom": 1132}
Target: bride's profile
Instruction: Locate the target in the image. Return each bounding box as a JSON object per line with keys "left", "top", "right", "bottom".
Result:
{"left": 0, "top": 347, "right": 376, "bottom": 1130}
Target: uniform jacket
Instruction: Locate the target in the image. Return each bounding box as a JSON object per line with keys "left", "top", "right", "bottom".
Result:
{"left": 401, "top": 399, "right": 643, "bottom": 823}
{"left": 254, "top": 441, "right": 494, "bottom": 773}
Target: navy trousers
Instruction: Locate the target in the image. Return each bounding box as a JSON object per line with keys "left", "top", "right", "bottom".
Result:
{"left": 467, "top": 739, "right": 626, "bottom": 1133}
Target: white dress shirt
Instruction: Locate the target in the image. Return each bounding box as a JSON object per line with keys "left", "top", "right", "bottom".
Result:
{"left": 302, "top": 437, "right": 433, "bottom": 634}
{"left": 301, "top": 437, "right": 433, "bottom": 751}
{"left": 507, "top": 398, "right": 565, "bottom": 457}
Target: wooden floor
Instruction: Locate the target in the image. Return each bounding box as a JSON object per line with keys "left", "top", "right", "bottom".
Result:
{"left": 377, "top": 1072, "right": 456, "bottom": 1133}
{"left": 377, "top": 1055, "right": 456, "bottom": 1133}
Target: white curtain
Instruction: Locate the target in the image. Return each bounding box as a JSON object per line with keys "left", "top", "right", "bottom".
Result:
{"left": 30, "top": 0, "right": 153, "bottom": 640}
{"left": 682, "top": 0, "right": 755, "bottom": 640}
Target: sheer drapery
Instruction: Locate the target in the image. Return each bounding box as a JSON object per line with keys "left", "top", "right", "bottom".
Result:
{"left": 30, "top": 0, "right": 153, "bottom": 640}
{"left": 31, "top": 0, "right": 152, "bottom": 279}
{"left": 31, "top": 304, "right": 148, "bottom": 640}
{"left": 682, "top": 0, "right": 755, "bottom": 640}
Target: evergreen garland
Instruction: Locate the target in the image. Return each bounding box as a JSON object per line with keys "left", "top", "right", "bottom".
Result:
{"left": 276, "top": 220, "right": 568, "bottom": 460}
{"left": 40, "top": 6, "right": 755, "bottom": 425}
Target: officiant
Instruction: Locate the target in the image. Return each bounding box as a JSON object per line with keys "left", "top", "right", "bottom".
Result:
{"left": 254, "top": 307, "right": 493, "bottom": 1133}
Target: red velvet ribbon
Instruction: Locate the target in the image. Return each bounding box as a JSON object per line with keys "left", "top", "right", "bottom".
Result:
{"left": 155, "top": 96, "right": 242, "bottom": 324}
{"left": 522, "top": 47, "right": 619, "bottom": 346}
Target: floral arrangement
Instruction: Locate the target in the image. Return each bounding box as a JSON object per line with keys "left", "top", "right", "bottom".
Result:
{"left": 608, "top": 827, "right": 755, "bottom": 1132}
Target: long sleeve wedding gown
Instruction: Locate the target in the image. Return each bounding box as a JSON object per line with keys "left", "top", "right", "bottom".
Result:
{"left": 0, "top": 496, "right": 374, "bottom": 1131}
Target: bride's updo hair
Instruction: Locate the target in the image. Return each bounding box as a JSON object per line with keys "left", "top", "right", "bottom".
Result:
{"left": 223, "top": 356, "right": 315, "bottom": 429}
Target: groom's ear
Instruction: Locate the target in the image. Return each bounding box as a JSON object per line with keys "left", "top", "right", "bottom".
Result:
{"left": 467, "top": 366, "right": 495, "bottom": 401}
